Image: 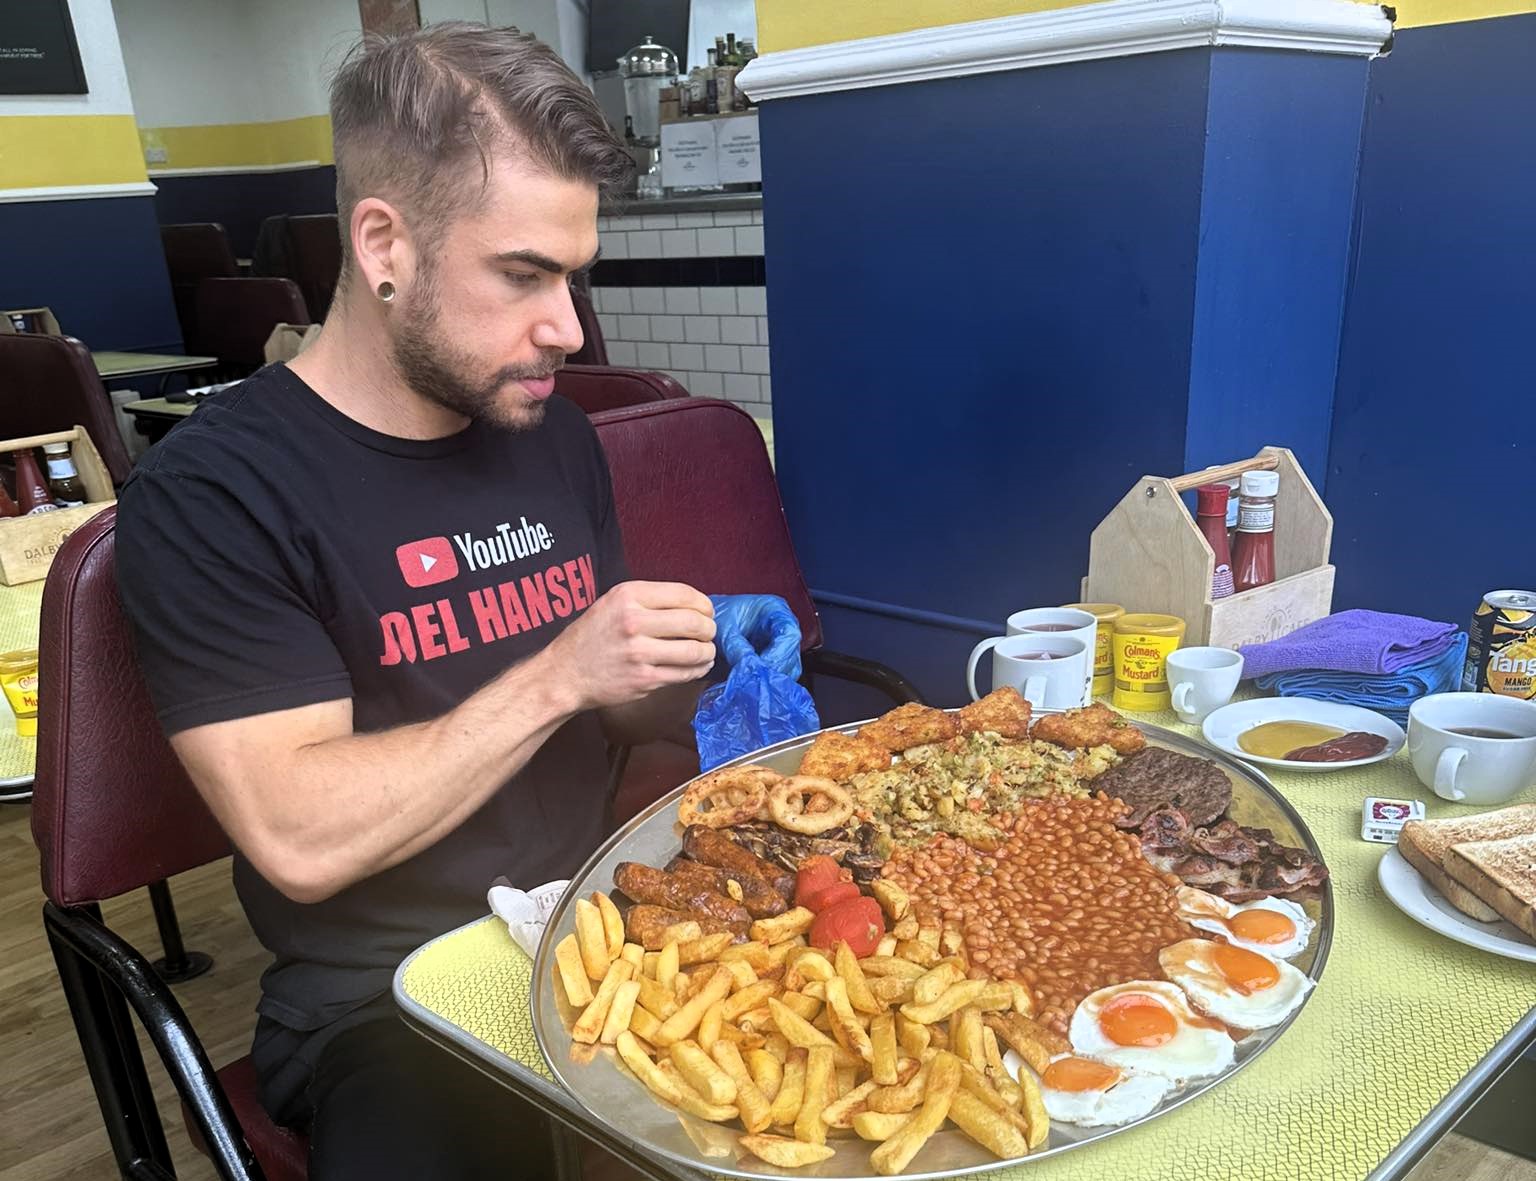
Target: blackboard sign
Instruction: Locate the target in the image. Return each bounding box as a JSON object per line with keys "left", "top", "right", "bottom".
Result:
{"left": 0, "top": 0, "right": 87, "bottom": 95}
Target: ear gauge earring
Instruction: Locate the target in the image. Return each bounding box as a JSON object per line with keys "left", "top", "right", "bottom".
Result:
{"left": 376, "top": 280, "right": 396, "bottom": 303}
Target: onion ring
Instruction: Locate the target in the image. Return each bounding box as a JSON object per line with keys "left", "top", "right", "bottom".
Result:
{"left": 767, "top": 775, "right": 854, "bottom": 835}
{"left": 677, "top": 765, "right": 781, "bottom": 829}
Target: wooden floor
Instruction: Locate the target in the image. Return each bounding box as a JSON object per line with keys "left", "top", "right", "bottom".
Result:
{"left": 1, "top": 799, "right": 1532, "bottom": 1181}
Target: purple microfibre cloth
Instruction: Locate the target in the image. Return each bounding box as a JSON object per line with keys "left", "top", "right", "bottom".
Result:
{"left": 1238, "top": 609, "right": 1460, "bottom": 679}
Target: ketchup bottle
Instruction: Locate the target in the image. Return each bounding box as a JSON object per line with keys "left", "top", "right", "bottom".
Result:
{"left": 1195, "top": 484, "right": 1234, "bottom": 599}
{"left": 1231, "top": 471, "right": 1278, "bottom": 593}
{"left": 13, "top": 450, "right": 58, "bottom": 515}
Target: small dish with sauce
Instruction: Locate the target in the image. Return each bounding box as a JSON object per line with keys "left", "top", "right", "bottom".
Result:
{"left": 1202, "top": 698, "right": 1406, "bottom": 773}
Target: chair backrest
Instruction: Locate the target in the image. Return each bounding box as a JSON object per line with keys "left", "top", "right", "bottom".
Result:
{"left": 591, "top": 398, "right": 822, "bottom": 649}
{"left": 33, "top": 508, "right": 230, "bottom": 907}
{"left": 0, "top": 333, "right": 134, "bottom": 483}
{"left": 160, "top": 224, "right": 238, "bottom": 354}
{"left": 284, "top": 214, "right": 341, "bottom": 322}
{"left": 556, "top": 364, "right": 689, "bottom": 414}
{"left": 196, "top": 277, "right": 310, "bottom": 368}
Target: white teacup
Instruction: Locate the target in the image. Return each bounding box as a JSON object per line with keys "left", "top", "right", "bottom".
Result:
{"left": 1166, "top": 647, "right": 1245, "bottom": 724}
{"left": 967, "top": 635, "right": 1090, "bottom": 710}
{"left": 1408, "top": 692, "right": 1536, "bottom": 804}
{"left": 1004, "top": 607, "right": 1098, "bottom": 706}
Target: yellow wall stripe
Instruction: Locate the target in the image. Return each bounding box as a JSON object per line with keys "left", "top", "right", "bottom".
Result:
{"left": 0, "top": 115, "right": 148, "bottom": 190}
{"left": 1395, "top": 0, "right": 1536, "bottom": 27}
{"left": 140, "top": 114, "right": 334, "bottom": 172}
{"left": 753, "top": 0, "right": 1536, "bottom": 51}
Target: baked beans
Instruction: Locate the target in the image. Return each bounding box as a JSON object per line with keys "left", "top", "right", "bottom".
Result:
{"left": 884, "top": 792, "right": 1191, "bottom": 1036}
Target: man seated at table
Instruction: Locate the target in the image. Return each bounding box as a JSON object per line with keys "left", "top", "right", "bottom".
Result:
{"left": 116, "top": 24, "right": 714, "bottom": 1180}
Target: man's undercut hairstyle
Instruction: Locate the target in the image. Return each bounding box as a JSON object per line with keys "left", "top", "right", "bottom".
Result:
{"left": 329, "top": 22, "right": 632, "bottom": 287}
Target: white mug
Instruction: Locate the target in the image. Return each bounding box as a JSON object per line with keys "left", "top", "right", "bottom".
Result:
{"left": 1166, "top": 647, "right": 1245, "bottom": 724}
{"left": 1004, "top": 607, "right": 1098, "bottom": 706}
{"left": 1407, "top": 692, "right": 1536, "bottom": 804}
{"left": 967, "top": 634, "right": 1090, "bottom": 710}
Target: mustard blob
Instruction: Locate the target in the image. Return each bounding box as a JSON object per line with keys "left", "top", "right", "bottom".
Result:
{"left": 1237, "top": 720, "right": 1345, "bottom": 759}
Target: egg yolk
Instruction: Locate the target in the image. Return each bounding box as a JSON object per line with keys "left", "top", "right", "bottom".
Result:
{"left": 1212, "top": 943, "right": 1281, "bottom": 995}
{"left": 1098, "top": 993, "right": 1178, "bottom": 1047}
{"left": 1228, "top": 907, "right": 1296, "bottom": 945}
{"left": 1042, "top": 1056, "right": 1122, "bottom": 1093}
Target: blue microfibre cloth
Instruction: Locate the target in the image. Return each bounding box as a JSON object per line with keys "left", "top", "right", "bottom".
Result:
{"left": 1254, "top": 632, "right": 1468, "bottom": 726}
{"left": 1239, "top": 609, "right": 1460, "bottom": 678}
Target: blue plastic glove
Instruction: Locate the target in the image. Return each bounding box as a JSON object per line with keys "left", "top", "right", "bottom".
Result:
{"left": 709, "top": 594, "right": 803, "bottom": 680}
{"left": 694, "top": 594, "right": 818, "bottom": 772}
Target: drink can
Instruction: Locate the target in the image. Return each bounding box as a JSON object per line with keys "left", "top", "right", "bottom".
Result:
{"left": 1462, "top": 589, "right": 1536, "bottom": 700}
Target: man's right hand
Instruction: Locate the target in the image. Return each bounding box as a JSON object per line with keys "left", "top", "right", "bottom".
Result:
{"left": 544, "top": 581, "right": 717, "bottom": 711}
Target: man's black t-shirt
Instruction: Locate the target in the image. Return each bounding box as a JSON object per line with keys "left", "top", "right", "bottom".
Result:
{"left": 116, "top": 363, "right": 626, "bottom": 1032}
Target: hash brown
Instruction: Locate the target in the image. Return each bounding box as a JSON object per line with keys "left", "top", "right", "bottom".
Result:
{"left": 956, "top": 686, "right": 1033, "bottom": 739}
{"left": 858, "top": 703, "right": 959, "bottom": 752}
{"left": 1032, "top": 702, "right": 1147, "bottom": 755}
{"left": 797, "top": 730, "right": 892, "bottom": 781}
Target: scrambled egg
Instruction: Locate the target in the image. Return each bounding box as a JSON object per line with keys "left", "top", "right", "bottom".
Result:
{"left": 849, "top": 732, "right": 1119, "bottom": 847}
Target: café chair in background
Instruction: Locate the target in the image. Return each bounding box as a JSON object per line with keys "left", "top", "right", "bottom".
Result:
{"left": 33, "top": 508, "right": 308, "bottom": 1181}
{"left": 555, "top": 364, "right": 688, "bottom": 414}
{"left": 0, "top": 333, "right": 134, "bottom": 484}
{"left": 590, "top": 397, "right": 923, "bottom": 824}
{"left": 196, "top": 278, "right": 311, "bottom": 381}
{"left": 160, "top": 224, "right": 239, "bottom": 355}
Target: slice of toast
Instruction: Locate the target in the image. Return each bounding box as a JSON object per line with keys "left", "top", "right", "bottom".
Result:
{"left": 1443, "top": 834, "right": 1536, "bottom": 942}
{"left": 1398, "top": 804, "right": 1536, "bottom": 923}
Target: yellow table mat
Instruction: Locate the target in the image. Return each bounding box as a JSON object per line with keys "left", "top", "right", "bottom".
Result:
{"left": 399, "top": 709, "right": 1536, "bottom": 1181}
{"left": 0, "top": 580, "right": 43, "bottom": 783}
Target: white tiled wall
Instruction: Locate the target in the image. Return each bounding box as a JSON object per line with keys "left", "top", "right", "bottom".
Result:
{"left": 596, "top": 207, "right": 765, "bottom": 262}
{"left": 594, "top": 285, "right": 772, "bottom": 413}
{"left": 593, "top": 204, "right": 770, "bottom": 414}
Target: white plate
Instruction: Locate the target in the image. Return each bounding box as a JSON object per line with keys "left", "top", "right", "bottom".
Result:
{"left": 1201, "top": 698, "right": 1405, "bottom": 772}
{"left": 1377, "top": 846, "right": 1536, "bottom": 963}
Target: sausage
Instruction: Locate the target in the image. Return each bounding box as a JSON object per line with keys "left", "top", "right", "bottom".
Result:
{"left": 624, "top": 904, "right": 747, "bottom": 951}
{"left": 613, "top": 862, "right": 751, "bottom": 926}
{"left": 664, "top": 856, "right": 788, "bottom": 919}
{"left": 682, "top": 825, "right": 796, "bottom": 899}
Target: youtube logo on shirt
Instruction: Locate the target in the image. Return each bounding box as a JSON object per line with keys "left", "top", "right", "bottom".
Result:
{"left": 396, "top": 536, "right": 459, "bottom": 588}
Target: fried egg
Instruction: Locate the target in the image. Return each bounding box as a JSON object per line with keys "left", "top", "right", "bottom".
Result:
{"left": 1069, "top": 980, "right": 1234, "bottom": 1082}
{"left": 1159, "top": 938, "right": 1314, "bottom": 1030}
{"left": 1036, "top": 1054, "right": 1172, "bottom": 1127}
{"left": 1175, "top": 887, "right": 1315, "bottom": 959}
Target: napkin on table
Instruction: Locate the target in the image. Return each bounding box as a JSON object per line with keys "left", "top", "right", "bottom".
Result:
{"left": 487, "top": 877, "right": 570, "bottom": 958}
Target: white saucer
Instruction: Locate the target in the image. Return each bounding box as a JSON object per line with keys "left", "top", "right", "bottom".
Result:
{"left": 1378, "top": 847, "right": 1536, "bottom": 962}
{"left": 1201, "top": 698, "right": 1405, "bottom": 773}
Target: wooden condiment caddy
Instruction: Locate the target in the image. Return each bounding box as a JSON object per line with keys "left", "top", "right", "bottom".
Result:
{"left": 1081, "top": 447, "right": 1333, "bottom": 649}
{"left": 0, "top": 426, "right": 116, "bottom": 586}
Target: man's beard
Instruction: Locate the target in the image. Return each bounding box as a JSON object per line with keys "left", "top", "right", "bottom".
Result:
{"left": 390, "top": 280, "right": 564, "bottom": 431}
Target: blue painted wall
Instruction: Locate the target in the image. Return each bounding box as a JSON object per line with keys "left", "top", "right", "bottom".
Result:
{"left": 153, "top": 165, "right": 337, "bottom": 256}
{"left": 1329, "top": 13, "right": 1536, "bottom": 625}
{"left": 1183, "top": 49, "right": 1370, "bottom": 481}
{"left": 0, "top": 195, "right": 181, "bottom": 353}
{"left": 760, "top": 47, "right": 1373, "bottom": 705}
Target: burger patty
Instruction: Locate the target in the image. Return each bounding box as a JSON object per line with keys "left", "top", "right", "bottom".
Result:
{"left": 1094, "top": 747, "right": 1233, "bottom": 828}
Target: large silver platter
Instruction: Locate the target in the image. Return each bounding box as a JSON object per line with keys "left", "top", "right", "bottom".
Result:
{"left": 532, "top": 719, "right": 1333, "bottom": 1179}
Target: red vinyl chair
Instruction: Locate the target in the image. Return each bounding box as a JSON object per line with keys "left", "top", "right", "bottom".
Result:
{"left": 590, "top": 398, "right": 921, "bottom": 823}
{"left": 0, "top": 333, "right": 135, "bottom": 484}
{"left": 195, "top": 277, "right": 310, "bottom": 377}
{"left": 33, "top": 507, "right": 307, "bottom": 1181}
{"left": 555, "top": 364, "right": 689, "bottom": 415}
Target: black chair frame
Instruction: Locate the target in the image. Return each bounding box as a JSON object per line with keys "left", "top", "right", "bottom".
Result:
{"left": 43, "top": 899, "right": 264, "bottom": 1181}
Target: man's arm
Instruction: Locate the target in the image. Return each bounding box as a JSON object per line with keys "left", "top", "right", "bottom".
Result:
{"left": 169, "top": 582, "right": 715, "bottom": 904}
